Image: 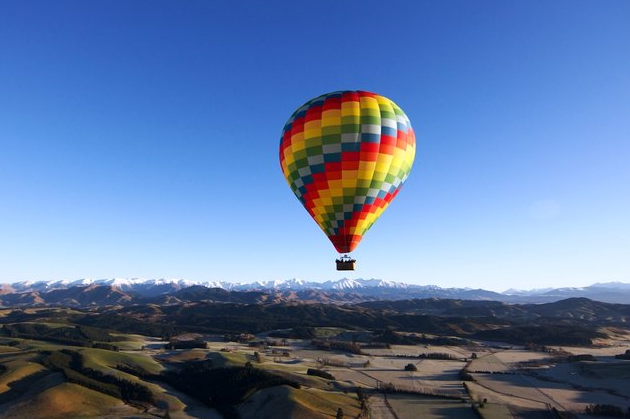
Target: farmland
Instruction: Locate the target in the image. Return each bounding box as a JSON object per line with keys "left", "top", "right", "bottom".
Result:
{"left": 0, "top": 301, "right": 629, "bottom": 419}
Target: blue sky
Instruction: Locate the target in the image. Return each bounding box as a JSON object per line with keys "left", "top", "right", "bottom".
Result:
{"left": 1, "top": 1, "right": 628, "bottom": 290}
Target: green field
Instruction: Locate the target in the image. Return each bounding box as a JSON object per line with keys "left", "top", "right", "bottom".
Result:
{"left": 0, "top": 345, "right": 19, "bottom": 354}
{"left": 79, "top": 347, "right": 164, "bottom": 375}
{"left": 238, "top": 384, "right": 360, "bottom": 419}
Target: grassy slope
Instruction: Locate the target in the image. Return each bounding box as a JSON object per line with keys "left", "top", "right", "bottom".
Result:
{"left": 79, "top": 347, "right": 164, "bottom": 374}
{"left": 238, "top": 385, "right": 360, "bottom": 419}
{"left": 13, "top": 339, "right": 80, "bottom": 351}
{"left": 0, "top": 320, "right": 366, "bottom": 419}
{"left": 159, "top": 348, "right": 210, "bottom": 363}
{"left": 0, "top": 345, "right": 19, "bottom": 354}
{"left": 218, "top": 350, "right": 249, "bottom": 365}
{"left": 0, "top": 357, "right": 47, "bottom": 393}
{"left": 108, "top": 332, "right": 153, "bottom": 350}
{"left": 0, "top": 382, "right": 143, "bottom": 419}
{"left": 79, "top": 347, "right": 225, "bottom": 418}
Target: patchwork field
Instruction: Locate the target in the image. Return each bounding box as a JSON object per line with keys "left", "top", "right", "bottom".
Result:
{"left": 1, "top": 308, "right": 630, "bottom": 419}
{"left": 473, "top": 371, "right": 630, "bottom": 412}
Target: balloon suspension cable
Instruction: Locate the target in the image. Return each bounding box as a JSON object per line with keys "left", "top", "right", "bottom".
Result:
{"left": 336, "top": 254, "right": 355, "bottom": 263}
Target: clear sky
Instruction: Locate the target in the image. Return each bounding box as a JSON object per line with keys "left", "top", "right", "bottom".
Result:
{"left": 1, "top": 1, "right": 629, "bottom": 291}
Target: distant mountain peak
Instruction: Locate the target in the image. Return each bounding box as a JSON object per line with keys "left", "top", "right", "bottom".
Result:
{"left": 2, "top": 278, "right": 629, "bottom": 305}
{"left": 591, "top": 281, "right": 630, "bottom": 289}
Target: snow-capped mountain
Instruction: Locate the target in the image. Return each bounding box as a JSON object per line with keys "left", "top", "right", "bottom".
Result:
{"left": 503, "top": 287, "right": 555, "bottom": 296}
{"left": 230, "top": 278, "right": 412, "bottom": 292}
{"left": 1, "top": 278, "right": 629, "bottom": 304}
{"left": 323, "top": 278, "right": 410, "bottom": 290}
{"left": 2, "top": 277, "right": 489, "bottom": 297}
{"left": 590, "top": 281, "right": 630, "bottom": 290}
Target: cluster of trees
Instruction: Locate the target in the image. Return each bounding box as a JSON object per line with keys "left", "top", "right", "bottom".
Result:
{"left": 459, "top": 368, "right": 474, "bottom": 381}
{"left": 585, "top": 404, "right": 630, "bottom": 417}
{"left": 311, "top": 339, "right": 364, "bottom": 354}
{"left": 316, "top": 357, "right": 348, "bottom": 368}
{"left": 75, "top": 313, "right": 177, "bottom": 339}
{"left": 524, "top": 343, "right": 572, "bottom": 356}
{"left": 615, "top": 350, "right": 630, "bottom": 360}
{"left": 356, "top": 387, "right": 370, "bottom": 418}
{"left": 307, "top": 368, "right": 335, "bottom": 380}
{"left": 0, "top": 309, "right": 71, "bottom": 325}
{"left": 159, "top": 360, "right": 300, "bottom": 419}
{"left": 2, "top": 323, "right": 116, "bottom": 347}
{"left": 223, "top": 333, "right": 255, "bottom": 343}
{"left": 475, "top": 397, "right": 489, "bottom": 409}
{"left": 390, "top": 352, "right": 457, "bottom": 361}
{"left": 41, "top": 349, "right": 154, "bottom": 404}
{"left": 370, "top": 329, "right": 415, "bottom": 345}
{"left": 115, "top": 362, "right": 152, "bottom": 377}
{"left": 566, "top": 354, "right": 596, "bottom": 362}
{"left": 475, "top": 325, "right": 605, "bottom": 346}
{"left": 418, "top": 352, "right": 456, "bottom": 360}
{"left": 361, "top": 342, "right": 391, "bottom": 349}
{"left": 166, "top": 340, "right": 207, "bottom": 350}
{"left": 92, "top": 342, "right": 120, "bottom": 351}
{"left": 269, "top": 326, "right": 317, "bottom": 339}
{"left": 370, "top": 329, "right": 470, "bottom": 346}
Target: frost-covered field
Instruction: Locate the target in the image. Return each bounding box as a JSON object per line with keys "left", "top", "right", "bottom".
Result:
{"left": 472, "top": 371, "right": 630, "bottom": 412}
{"left": 387, "top": 394, "right": 478, "bottom": 419}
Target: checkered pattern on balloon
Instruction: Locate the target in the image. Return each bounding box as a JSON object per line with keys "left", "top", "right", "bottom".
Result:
{"left": 280, "top": 91, "right": 416, "bottom": 255}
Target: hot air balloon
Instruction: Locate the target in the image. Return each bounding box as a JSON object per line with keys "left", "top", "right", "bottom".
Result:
{"left": 279, "top": 91, "right": 416, "bottom": 270}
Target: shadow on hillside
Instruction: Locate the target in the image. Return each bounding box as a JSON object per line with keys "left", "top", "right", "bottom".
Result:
{"left": 144, "top": 378, "right": 223, "bottom": 419}
{"left": 0, "top": 369, "right": 53, "bottom": 405}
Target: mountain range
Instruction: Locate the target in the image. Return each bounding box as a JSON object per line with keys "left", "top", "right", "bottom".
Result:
{"left": 1, "top": 278, "right": 629, "bottom": 306}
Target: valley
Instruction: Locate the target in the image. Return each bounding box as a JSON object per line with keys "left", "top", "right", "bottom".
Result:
{"left": 0, "top": 290, "right": 629, "bottom": 419}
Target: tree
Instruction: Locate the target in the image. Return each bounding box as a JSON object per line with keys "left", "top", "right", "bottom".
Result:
{"left": 356, "top": 386, "right": 366, "bottom": 401}
{"left": 404, "top": 363, "right": 417, "bottom": 372}
{"left": 336, "top": 407, "right": 344, "bottom": 419}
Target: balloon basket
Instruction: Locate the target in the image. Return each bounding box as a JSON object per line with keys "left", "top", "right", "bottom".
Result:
{"left": 336, "top": 255, "right": 356, "bottom": 271}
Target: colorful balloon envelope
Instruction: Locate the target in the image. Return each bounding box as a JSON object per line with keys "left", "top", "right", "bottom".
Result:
{"left": 279, "top": 90, "right": 416, "bottom": 255}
